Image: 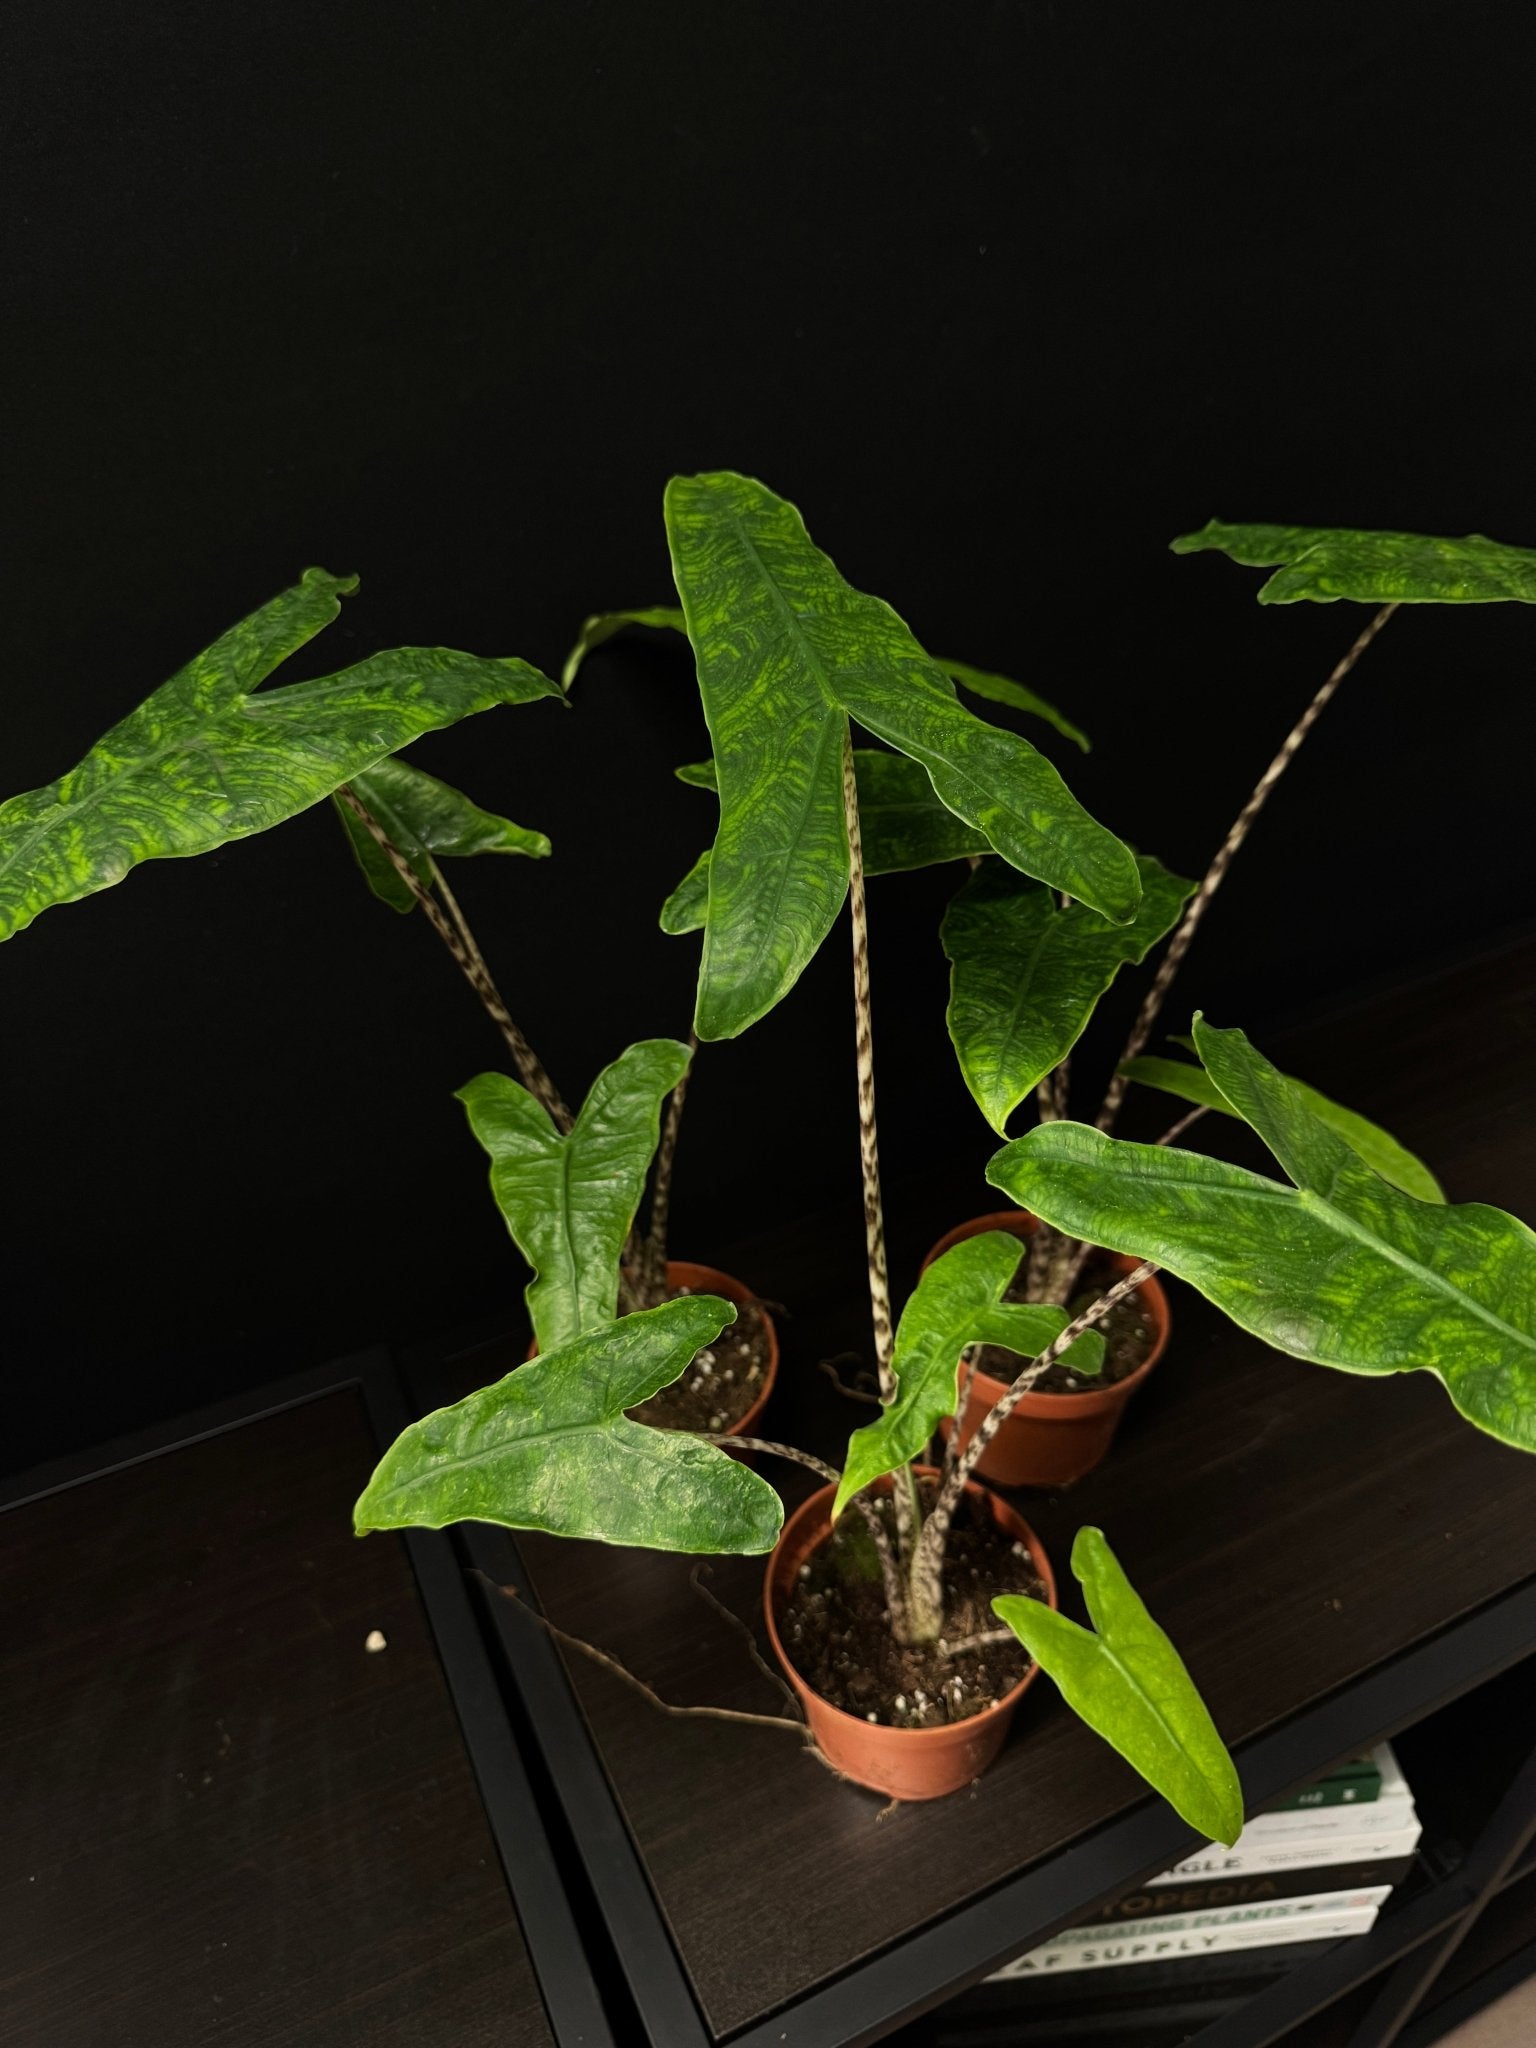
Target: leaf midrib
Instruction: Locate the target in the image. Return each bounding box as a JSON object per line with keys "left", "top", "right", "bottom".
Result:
{"left": 1299, "top": 1187, "right": 1535, "bottom": 1353}
{"left": 373, "top": 1396, "right": 736, "bottom": 1517}
{"left": 974, "top": 900, "right": 1059, "bottom": 1106}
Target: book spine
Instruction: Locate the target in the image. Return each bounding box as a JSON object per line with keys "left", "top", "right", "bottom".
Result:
{"left": 1154, "top": 1821, "right": 1421, "bottom": 1880}
{"left": 974, "top": 1937, "right": 1352, "bottom": 2005}
{"left": 1046, "top": 1887, "right": 1393, "bottom": 1946}
{"left": 1274, "top": 1772, "right": 1382, "bottom": 1810}
{"left": 1087, "top": 1854, "right": 1416, "bottom": 1923}
{"left": 995, "top": 1908, "right": 1380, "bottom": 1977}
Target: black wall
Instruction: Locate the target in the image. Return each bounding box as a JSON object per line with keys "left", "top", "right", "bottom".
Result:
{"left": 6, "top": 1, "right": 1534, "bottom": 1468}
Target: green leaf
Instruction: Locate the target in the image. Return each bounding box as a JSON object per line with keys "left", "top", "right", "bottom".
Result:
{"left": 1120, "top": 1052, "right": 1445, "bottom": 1203}
{"left": 561, "top": 606, "right": 688, "bottom": 690}
{"left": 988, "top": 1026, "right": 1536, "bottom": 1452}
{"left": 0, "top": 568, "right": 562, "bottom": 945}
{"left": 354, "top": 1294, "right": 784, "bottom": 1553}
{"left": 659, "top": 851, "right": 712, "bottom": 934}
{"left": 938, "top": 658, "right": 1090, "bottom": 753}
{"left": 457, "top": 1038, "right": 693, "bottom": 1351}
{"left": 335, "top": 756, "right": 550, "bottom": 913}
{"left": 662, "top": 750, "right": 991, "bottom": 937}
{"left": 832, "top": 1232, "right": 1104, "bottom": 1520}
{"left": 665, "top": 471, "right": 1140, "bottom": 1039}
{"left": 994, "top": 1528, "right": 1243, "bottom": 1846}
{"left": 944, "top": 855, "right": 1195, "bottom": 1135}
{"left": 1171, "top": 520, "right": 1536, "bottom": 605}
{"left": 851, "top": 750, "right": 996, "bottom": 872}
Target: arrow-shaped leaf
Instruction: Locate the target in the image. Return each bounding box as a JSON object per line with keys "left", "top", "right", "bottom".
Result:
{"left": 335, "top": 756, "right": 551, "bottom": 913}
{"left": 994, "top": 1527, "right": 1243, "bottom": 1846}
{"left": 832, "top": 1232, "right": 1104, "bottom": 1520}
{"left": 458, "top": 1038, "right": 692, "bottom": 1351}
{"left": 988, "top": 1022, "right": 1536, "bottom": 1451}
{"left": 0, "top": 568, "right": 562, "bottom": 944}
{"left": 665, "top": 471, "right": 1140, "bottom": 1039}
{"left": 354, "top": 1294, "right": 784, "bottom": 1552}
{"left": 1120, "top": 1051, "right": 1444, "bottom": 1203}
{"left": 1172, "top": 520, "right": 1536, "bottom": 605}
{"left": 944, "top": 855, "right": 1195, "bottom": 1134}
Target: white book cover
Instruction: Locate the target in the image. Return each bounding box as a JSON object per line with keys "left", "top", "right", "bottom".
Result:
{"left": 1151, "top": 1815, "right": 1421, "bottom": 1882}
{"left": 990, "top": 1907, "right": 1380, "bottom": 1978}
{"left": 1046, "top": 1886, "right": 1394, "bottom": 1946}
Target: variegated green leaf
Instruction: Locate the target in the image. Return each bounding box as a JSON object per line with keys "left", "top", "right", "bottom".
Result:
{"left": 354, "top": 1295, "right": 784, "bottom": 1552}
{"left": 659, "top": 851, "right": 712, "bottom": 935}
{"left": 989, "top": 1022, "right": 1536, "bottom": 1451}
{"left": 944, "top": 855, "right": 1195, "bottom": 1134}
{"left": 939, "top": 658, "right": 1090, "bottom": 753}
{"left": 1120, "top": 1051, "right": 1444, "bottom": 1203}
{"left": 832, "top": 1232, "right": 1103, "bottom": 1520}
{"left": 995, "top": 1528, "right": 1243, "bottom": 1846}
{"left": 662, "top": 750, "right": 990, "bottom": 935}
{"left": 335, "top": 756, "right": 550, "bottom": 913}
{"left": 560, "top": 606, "right": 687, "bottom": 690}
{"left": 665, "top": 471, "right": 1140, "bottom": 1039}
{"left": 457, "top": 1039, "right": 692, "bottom": 1351}
{"left": 1172, "top": 520, "right": 1536, "bottom": 605}
{"left": 0, "top": 568, "right": 561, "bottom": 944}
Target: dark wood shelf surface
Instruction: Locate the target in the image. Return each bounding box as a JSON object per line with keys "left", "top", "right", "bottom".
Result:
{"left": 467, "top": 941, "right": 1536, "bottom": 2039}
{"left": 0, "top": 1388, "right": 556, "bottom": 2048}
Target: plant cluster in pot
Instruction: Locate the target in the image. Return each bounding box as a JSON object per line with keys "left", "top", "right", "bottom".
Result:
{"left": 347, "top": 478, "right": 1536, "bottom": 1815}
{"left": 902, "top": 526, "right": 1426, "bottom": 1486}
{"left": 5, "top": 490, "right": 1535, "bottom": 1824}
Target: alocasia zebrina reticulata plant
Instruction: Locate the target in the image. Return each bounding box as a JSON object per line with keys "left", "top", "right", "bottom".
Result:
{"left": 358, "top": 496, "right": 1536, "bottom": 1837}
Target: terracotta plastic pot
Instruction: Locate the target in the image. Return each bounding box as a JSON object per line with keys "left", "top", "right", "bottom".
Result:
{"left": 664, "top": 1260, "right": 779, "bottom": 1439}
{"left": 525, "top": 1259, "right": 778, "bottom": 1439}
{"left": 926, "top": 1212, "right": 1170, "bottom": 1489}
{"left": 763, "top": 1467, "right": 1056, "bottom": 1801}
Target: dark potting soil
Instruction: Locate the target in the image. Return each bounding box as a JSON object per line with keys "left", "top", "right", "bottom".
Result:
{"left": 777, "top": 1479, "right": 1045, "bottom": 1728}
{"left": 974, "top": 1251, "right": 1157, "bottom": 1396}
{"left": 628, "top": 1290, "right": 771, "bottom": 1433}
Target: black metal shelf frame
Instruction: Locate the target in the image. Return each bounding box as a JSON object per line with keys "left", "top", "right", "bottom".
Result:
{"left": 0, "top": 1357, "right": 616, "bottom": 2048}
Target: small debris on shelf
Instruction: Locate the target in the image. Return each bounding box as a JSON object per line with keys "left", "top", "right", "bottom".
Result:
{"left": 365, "top": 1629, "right": 388, "bottom": 1653}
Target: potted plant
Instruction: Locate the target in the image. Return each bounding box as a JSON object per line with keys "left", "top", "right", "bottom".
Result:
{"left": 10, "top": 500, "right": 1532, "bottom": 1834}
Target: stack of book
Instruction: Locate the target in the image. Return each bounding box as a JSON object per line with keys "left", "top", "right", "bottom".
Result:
{"left": 920, "top": 1746, "right": 1420, "bottom": 2044}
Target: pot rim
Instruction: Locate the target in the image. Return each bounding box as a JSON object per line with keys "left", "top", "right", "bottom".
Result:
{"left": 665, "top": 1259, "right": 780, "bottom": 1437}
{"left": 762, "top": 1466, "right": 1057, "bottom": 1746}
{"left": 924, "top": 1211, "right": 1170, "bottom": 1416}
